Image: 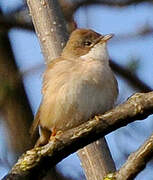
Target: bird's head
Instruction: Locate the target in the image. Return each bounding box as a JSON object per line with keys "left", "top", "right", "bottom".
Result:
{"left": 62, "top": 29, "right": 113, "bottom": 60}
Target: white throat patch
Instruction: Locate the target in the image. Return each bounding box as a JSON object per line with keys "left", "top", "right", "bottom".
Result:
{"left": 81, "top": 42, "right": 109, "bottom": 63}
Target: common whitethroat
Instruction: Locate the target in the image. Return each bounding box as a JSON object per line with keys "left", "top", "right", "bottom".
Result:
{"left": 31, "top": 29, "right": 118, "bottom": 147}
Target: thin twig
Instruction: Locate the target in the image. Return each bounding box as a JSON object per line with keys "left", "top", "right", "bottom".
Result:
{"left": 104, "top": 133, "right": 153, "bottom": 180}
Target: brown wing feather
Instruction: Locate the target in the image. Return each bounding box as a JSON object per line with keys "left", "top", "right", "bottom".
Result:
{"left": 29, "top": 105, "right": 41, "bottom": 137}
{"left": 30, "top": 57, "right": 64, "bottom": 136}
{"left": 42, "top": 58, "right": 62, "bottom": 95}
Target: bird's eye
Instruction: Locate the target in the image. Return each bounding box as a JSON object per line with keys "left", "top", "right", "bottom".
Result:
{"left": 84, "top": 41, "right": 92, "bottom": 46}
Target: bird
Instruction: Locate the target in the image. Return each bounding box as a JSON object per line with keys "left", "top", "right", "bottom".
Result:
{"left": 30, "top": 28, "right": 118, "bottom": 147}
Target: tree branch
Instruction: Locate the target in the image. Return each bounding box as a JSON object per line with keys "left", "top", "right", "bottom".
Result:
{"left": 110, "top": 60, "right": 152, "bottom": 92}
{"left": 116, "top": 132, "right": 153, "bottom": 179}
{"left": 0, "top": 14, "right": 33, "bottom": 31}
{"left": 73, "top": 0, "right": 153, "bottom": 10}
{"left": 3, "top": 91, "right": 153, "bottom": 180}
{"left": 26, "top": 0, "right": 68, "bottom": 63}
{"left": 104, "top": 132, "right": 153, "bottom": 180}
{"left": 78, "top": 138, "right": 116, "bottom": 180}
{"left": 0, "top": 15, "right": 34, "bottom": 156}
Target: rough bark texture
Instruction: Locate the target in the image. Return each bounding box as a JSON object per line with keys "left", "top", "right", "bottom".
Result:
{"left": 3, "top": 92, "right": 153, "bottom": 180}
{"left": 78, "top": 138, "right": 116, "bottom": 180}
{"left": 27, "top": 0, "right": 68, "bottom": 63}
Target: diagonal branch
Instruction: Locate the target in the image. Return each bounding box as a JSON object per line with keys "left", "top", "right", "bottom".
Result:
{"left": 115, "top": 132, "right": 153, "bottom": 179}
{"left": 3, "top": 91, "right": 153, "bottom": 180}
{"left": 104, "top": 132, "right": 153, "bottom": 180}
{"left": 110, "top": 60, "right": 152, "bottom": 92}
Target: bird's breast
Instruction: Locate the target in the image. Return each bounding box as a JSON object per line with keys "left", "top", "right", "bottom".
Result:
{"left": 40, "top": 59, "right": 118, "bottom": 131}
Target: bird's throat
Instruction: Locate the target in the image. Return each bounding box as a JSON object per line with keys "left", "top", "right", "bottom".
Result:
{"left": 80, "top": 42, "right": 109, "bottom": 63}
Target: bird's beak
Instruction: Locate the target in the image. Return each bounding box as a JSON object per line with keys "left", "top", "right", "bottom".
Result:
{"left": 94, "top": 34, "right": 114, "bottom": 46}
{"left": 93, "top": 34, "right": 114, "bottom": 47}
{"left": 102, "top": 34, "right": 114, "bottom": 42}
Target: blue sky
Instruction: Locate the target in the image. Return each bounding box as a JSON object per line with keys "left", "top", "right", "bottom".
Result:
{"left": 0, "top": 1, "right": 153, "bottom": 179}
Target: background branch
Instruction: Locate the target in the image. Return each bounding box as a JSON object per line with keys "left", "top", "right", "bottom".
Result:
{"left": 3, "top": 91, "right": 153, "bottom": 180}
{"left": 78, "top": 138, "right": 115, "bottom": 180}
{"left": 27, "top": 0, "right": 68, "bottom": 63}
{"left": 73, "top": 0, "right": 153, "bottom": 10}
{"left": 105, "top": 132, "right": 153, "bottom": 180}
{"left": 0, "top": 14, "right": 33, "bottom": 31}
{"left": 110, "top": 60, "right": 152, "bottom": 92}
{"left": 0, "top": 10, "right": 34, "bottom": 156}
{"left": 115, "top": 132, "right": 153, "bottom": 179}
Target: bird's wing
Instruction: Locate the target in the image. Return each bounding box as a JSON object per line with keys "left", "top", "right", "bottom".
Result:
{"left": 30, "top": 57, "right": 69, "bottom": 136}
{"left": 29, "top": 104, "right": 41, "bottom": 137}
{"left": 42, "top": 57, "right": 64, "bottom": 95}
